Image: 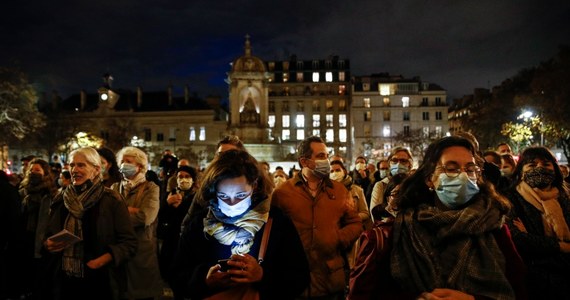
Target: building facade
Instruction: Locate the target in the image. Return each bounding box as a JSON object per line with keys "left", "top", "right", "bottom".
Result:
{"left": 352, "top": 73, "right": 448, "bottom": 162}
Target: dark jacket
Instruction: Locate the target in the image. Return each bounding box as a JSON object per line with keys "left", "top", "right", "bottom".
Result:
{"left": 41, "top": 186, "right": 137, "bottom": 300}
{"left": 505, "top": 188, "right": 570, "bottom": 298}
{"left": 170, "top": 205, "right": 310, "bottom": 300}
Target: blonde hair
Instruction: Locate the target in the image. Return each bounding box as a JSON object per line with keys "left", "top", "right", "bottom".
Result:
{"left": 116, "top": 146, "right": 148, "bottom": 171}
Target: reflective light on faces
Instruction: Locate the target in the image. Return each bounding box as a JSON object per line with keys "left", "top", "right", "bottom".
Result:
{"left": 216, "top": 176, "right": 253, "bottom": 206}
{"left": 69, "top": 154, "right": 98, "bottom": 186}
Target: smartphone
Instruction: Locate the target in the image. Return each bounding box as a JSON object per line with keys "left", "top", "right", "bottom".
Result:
{"left": 217, "top": 259, "right": 231, "bottom": 272}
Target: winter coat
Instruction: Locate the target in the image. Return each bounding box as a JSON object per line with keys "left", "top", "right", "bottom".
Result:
{"left": 111, "top": 180, "right": 162, "bottom": 299}
{"left": 170, "top": 204, "right": 310, "bottom": 300}
{"left": 271, "top": 174, "right": 363, "bottom": 297}
{"left": 505, "top": 188, "right": 570, "bottom": 298}
{"left": 42, "top": 186, "right": 137, "bottom": 299}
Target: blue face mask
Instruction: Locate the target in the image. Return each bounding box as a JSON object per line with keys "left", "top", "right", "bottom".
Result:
{"left": 435, "top": 172, "right": 480, "bottom": 209}
{"left": 119, "top": 163, "right": 138, "bottom": 178}
{"left": 390, "top": 163, "right": 409, "bottom": 176}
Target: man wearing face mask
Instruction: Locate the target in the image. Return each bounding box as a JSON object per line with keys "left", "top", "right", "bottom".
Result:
{"left": 351, "top": 156, "right": 371, "bottom": 197}
{"left": 158, "top": 165, "right": 197, "bottom": 279}
{"left": 504, "top": 146, "right": 570, "bottom": 299}
{"left": 272, "top": 136, "right": 363, "bottom": 299}
{"left": 369, "top": 147, "right": 413, "bottom": 221}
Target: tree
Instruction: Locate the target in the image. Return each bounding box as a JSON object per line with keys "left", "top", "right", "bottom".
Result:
{"left": 0, "top": 67, "right": 46, "bottom": 143}
{"left": 392, "top": 128, "right": 438, "bottom": 161}
{"left": 0, "top": 67, "right": 46, "bottom": 170}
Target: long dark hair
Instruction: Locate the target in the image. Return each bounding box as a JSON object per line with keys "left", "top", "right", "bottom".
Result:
{"left": 511, "top": 146, "right": 564, "bottom": 190}
{"left": 196, "top": 149, "right": 273, "bottom": 207}
{"left": 396, "top": 136, "right": 509, "bottom": 212}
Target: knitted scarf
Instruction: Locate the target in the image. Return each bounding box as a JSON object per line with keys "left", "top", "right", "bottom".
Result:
{"left": 516, "top": 181, "right": 570, "bottom": 242}
{"left": 61, "top": 179, "right": 105, "bottom": 278}
{"left": 203, "top": 196, "right": 270, "bottom": 255}
{"left": 391, "top": 195, "right": 514, "bottom": 299}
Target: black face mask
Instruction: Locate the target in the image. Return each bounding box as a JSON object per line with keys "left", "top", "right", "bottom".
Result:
{"left": 523, "top": 167, "right": 555, "bottom": 189}
{"left": 28, "top": 173, "right": 43, "bottom": 186}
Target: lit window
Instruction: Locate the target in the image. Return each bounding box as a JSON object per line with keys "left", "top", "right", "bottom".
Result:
{"left": 312, "top": 129, "right": 320, "bottom": 136}
{"left": 283, "top": 115, "right": 290, "bottom": 127}
{"left": 297, "top": 72, "right": 303, "bottom": 81}
{"left": 339, "top": 71, "right": 345, "bottom": 81}
{"left": 325, "top": 72, "right": 333, "bottom": 82}
{"left": 283, "top": 73, "right": 289, "bottom": 82}
{"left": 312, "top": 72, "right": 319, "bottom": 82}
{"left": 402, "top": 97, "right": 409, "bottom": 107}
{"left": 297, "top": 129, "right": 305, "bottom": 140}
{"left": 268, "top": 115, "right": 275, "bottom": 127}
{"left": 423, "top": 126, "right": 429, "bottom": 137}
{"left": 383, "top": 111, "right": 390, "bottom": 121}
{"left": 199, "top": 126, "right": 206, "bottom": 141}
{"left": 326, "top": 129, "right": 334, "bottom": 142}
{"left": 363, "top": 98, "right": 370, "bottom": 108}
{"left": 326, "top": 114, "right": 333, "bottom": 127}
{"left": 326, "top": 100, "right": 333, "bottom": 111}
{"left": 339, "top": 129, "right": 347, "bottom": 142}
{"left": 364, "top": 111, "right": 372, "bottom": 122}
{"left": 338, "top": 85, "right": 346, "bottom": 95}
{"left": 313, "top": 114, "right": 320, "bottom": 127}
{"left": 282, "top": 129, "right": 291, "bottom": 140}
{"left": 383, "top": 97, "right": 390, "bottom": 106}
{"left": 339, "top": 114, "right": 346, "bottom": 127}
{"left": 296, "top": 114, "right": 305, "bottom": 128}
{"left": 380, "top": 84, "right": 391, "bottom": 96}
{"left": 338, "top": 99, "right": 346, "bottom": 111}
{"left": 435, "top": 126, "right": 442, "bottom": 137}
{"left": 364, "top": 125, "right": 371, "bottom": 136}
{"left": 383, "top": 125, "right": 391, "bottom": 137}
{"left": 189, "top": 127, "right": 196, "bottom": 141}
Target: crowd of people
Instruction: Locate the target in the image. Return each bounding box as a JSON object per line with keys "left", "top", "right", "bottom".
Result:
{"left": 1, "top": 133, "right": 570, "bottom": 300}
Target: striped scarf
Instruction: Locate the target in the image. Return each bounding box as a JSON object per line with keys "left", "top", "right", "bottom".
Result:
{"left": 61, "top": 179, "right": 105, "bottom": 278}
{"left": 203, "top": 196, "right": 270, "bottom": 255}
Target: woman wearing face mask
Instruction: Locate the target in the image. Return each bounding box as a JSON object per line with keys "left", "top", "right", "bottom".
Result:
{"left": 157, "top": 165, "right": 197, "bottom": 279}
{"left": 369, "top": 147, "right": 413, "bottom": 221}
{"left": 383, "top": 136, "right": 526, "bottom": 300}
{"left": 330, "top": 159, "right": 372, "bottom": 269}
{"left": 504, "top": 146, "right": 570, "bottom": 299}
{"left": 169, "top": 149, "right": 309, "bottom": 300}
{"left": 111, "top": 146, "right": 162, "bottom": 300}
{"left": 17, "top": 158, "right": 58, "bottom": 297}
{"left": 96, "top": 147, "right": 122, "bottom": 188}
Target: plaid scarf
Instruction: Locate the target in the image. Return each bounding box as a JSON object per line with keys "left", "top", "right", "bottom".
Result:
{"left": 61, "top": 179, "right": 105, "bottom": 278}
{"left": 391, "top": 195, "right": 514, "bottom": 299}
{"left": 203, "top": 196, "right": 270, "bottom": 255}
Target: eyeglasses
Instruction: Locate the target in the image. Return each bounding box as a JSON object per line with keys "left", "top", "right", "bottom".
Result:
{"left": 437, "top": 163, "right": 480, "bottom": 178}
{"left": 217, "top": 191, "right": 253, "bottom": 203}
{"left": 390, "top": 158, "right": 410, "bottom": 164}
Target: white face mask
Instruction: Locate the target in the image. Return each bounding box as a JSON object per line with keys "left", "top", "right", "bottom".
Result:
{"left": 329, "top": 170, "right": 345, "bottom": 182}
{"left": 217, "top": 196, "right": 252, "bottom": 217}
{"left": 355, "top": 162, "right": 366, "bottom": 171}
{"left": 177, "top": 178, "right": 193, "bottom": 190}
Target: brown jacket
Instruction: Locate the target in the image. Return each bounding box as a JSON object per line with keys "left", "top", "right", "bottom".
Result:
{"left": 272, "top": 174, "right": 363, "bottom": 297}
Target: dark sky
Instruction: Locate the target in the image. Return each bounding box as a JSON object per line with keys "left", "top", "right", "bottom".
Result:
{"left": 1, "top": 0, "right": 569, "bottom": 101}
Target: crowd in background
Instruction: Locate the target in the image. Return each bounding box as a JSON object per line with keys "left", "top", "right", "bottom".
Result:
{"left": 1, "top": 133, "right": 570, "bottom": 300}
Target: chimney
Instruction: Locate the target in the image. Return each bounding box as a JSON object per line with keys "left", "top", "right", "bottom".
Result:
{"left": 184, "top": 85, "right": 190, "bottom": 104}
{"left": 168, "top": 85, "right": 173, "bottom": 106}
{"left": 80, "top": 90, "right": 87, "bottom": 111}
{"left": 137, "top": 86, "right": 143, "bottom": 108}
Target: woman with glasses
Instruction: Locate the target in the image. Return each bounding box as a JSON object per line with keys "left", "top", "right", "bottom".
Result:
{"left": 169, "top": 149, "right": 309, "bottom": 300}
{"left": 381, "top": 136, "right": 526, "bottom": 299}
{"left": 503, "top": 146, "right": 570, "bottom": 298}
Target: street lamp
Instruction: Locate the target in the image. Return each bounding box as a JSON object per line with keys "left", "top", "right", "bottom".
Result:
{"left": 518, "top": 110, "right": 544, "bottom": 146}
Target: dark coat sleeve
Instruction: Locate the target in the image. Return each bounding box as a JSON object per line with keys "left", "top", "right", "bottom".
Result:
{"left": 103, "top": 189, "right": 138, "bottom": 266}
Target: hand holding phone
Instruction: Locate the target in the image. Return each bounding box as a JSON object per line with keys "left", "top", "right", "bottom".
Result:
{"left": 217, "top": 259, "right": 231, "bottom": 272}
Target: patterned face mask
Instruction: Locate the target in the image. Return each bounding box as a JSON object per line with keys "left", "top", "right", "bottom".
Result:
{"left": 523, "top": 167, "right": 555, "bottom": 189}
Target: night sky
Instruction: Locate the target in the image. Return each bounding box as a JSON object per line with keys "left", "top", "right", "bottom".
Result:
{"left": 1, "top": 0, "right": 569, "bottom": 101}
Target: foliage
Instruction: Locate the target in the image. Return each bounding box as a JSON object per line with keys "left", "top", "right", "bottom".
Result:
{"left": 392, "top": 128, "right": 438, "bottom": 161}
{"left": 500, "top": 122, "right": 534, "bottom": 153}
{"left": 0, "top": 67, "right": 45, "bottom": 144}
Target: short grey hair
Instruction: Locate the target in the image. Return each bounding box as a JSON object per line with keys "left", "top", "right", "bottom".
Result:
{"left": 69, "top": 147, "right": 102, "bottom": 180}
{"left": 116, "top": 146, "right": 148, "bottom": 171}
